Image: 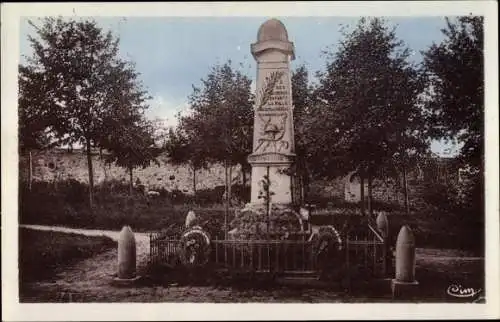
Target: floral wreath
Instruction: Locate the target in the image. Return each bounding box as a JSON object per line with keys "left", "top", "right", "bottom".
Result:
{"left": 311, "top": 225, "right": 344, "bottom": 269}
{"left": 178, "top": 226, "right": 212, "bottom": 268}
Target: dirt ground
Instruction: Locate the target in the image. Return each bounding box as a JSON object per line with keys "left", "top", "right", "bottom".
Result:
{"left": 19, "top": 225, "right": 485, "bottom": 303}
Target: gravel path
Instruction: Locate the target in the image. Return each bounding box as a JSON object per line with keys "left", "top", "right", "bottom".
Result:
{"left": 19, "top": 224, "right": 156, "bottom": 302}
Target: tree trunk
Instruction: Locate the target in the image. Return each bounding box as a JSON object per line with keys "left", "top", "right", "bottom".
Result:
{"left": 224, "top": 160, "right": 229, "bottom": 239}
{"left": 367, "top": 171, "right": 373, "bottom": 217}
{"left": 101, "top": 148, "right": 108, "bottom": 182}
{"left": 129, "top": 166, "right": 133, "bottom": 197}
{"left": 103, "top": 162, "right": 108, "bottom": 182}
{"left": 192, "top": 165, "right": 197, "bottom": 204}
{"left": 402, "top": 163, "right": 410, "bottom": 215}
{"left": 400, "top": 131, "right": 410, "bottom": 214}
{"left": 86, "top": 139, "right": 94, "bottom": 209}
{"left": 228, "top": 165, "right": 232, "bottom": 206}
{"left": 300, "top": 175, "right": 305, "bottom": 205}
{"left": 28, "top": 150, "right": 33, "bottom": 191}
{"left": 360, "top": 172, "right": 365, "bottom": 216}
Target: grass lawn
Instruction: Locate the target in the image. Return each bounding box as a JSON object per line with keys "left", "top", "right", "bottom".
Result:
{"left": 20, "top": 181, "right": 232, "bottom": 238}
{"left": 19, "top": 228, "right": 116, "bottom": 287}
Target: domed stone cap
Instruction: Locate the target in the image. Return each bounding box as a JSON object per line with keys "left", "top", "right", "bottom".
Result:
{"left": 257, "top": 18, "right": 289, "bottom": 42}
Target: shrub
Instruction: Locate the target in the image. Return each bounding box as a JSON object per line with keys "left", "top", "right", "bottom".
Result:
{"left": 195, "top": 187, "right": 224, "bottom": 205}
{"left": 230, "top": 184, "right": 251, "bottom": 205}
{"left": 18, "top": 178, "right": 483, "bottom": 252}
{"left": 62, "top": 179, "right": 87, "bottom": 205}
{"left": 95, "top": 179, "right": 130, "bottom": 195}
{"left": 454, "top": 174, "right": 484, "bottom": 215}
{"left": 193, "top": 185, "right": 249, "bottom": 206}
{"left": 420, "top": 181, "right": 457, "bottom": 213}
{"left": 305, "top": 193, "right": 337, "bottom": 209}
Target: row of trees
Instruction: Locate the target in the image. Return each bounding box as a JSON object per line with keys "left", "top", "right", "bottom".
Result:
{"left": 166, "top": 62, "right": 254, "bottom": 201}
{"left": 170, "top": 17, "right": 484, "bottom": 214}
{"left": 19, "top": 18, "right": 161, "bottom": 207}
{"left": 19, "top": 16, "right": 484, "bottom": 212}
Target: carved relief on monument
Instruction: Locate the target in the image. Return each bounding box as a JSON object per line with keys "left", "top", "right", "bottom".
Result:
{"left": 254, "top": 111, "right": 290, "bottom": 154}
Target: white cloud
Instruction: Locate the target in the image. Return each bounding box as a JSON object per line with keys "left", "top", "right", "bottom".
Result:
{"left": 146, "top": 94, "right": 191, "bottom": 128}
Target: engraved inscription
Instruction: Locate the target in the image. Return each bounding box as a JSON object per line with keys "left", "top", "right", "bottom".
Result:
{"left": 257, "top": 70, "right": 290, "bottom": 110}
{"left": 248, "top": 153, "right": 291, "bottom": 164}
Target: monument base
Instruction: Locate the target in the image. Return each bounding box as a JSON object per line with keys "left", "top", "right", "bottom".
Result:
{"left": 111, "top": 275, "right": 142, "bottom": 287}
{"left": 228, "top": 202, "right": 304, "bottom": 240}
{"left": 391, "top": 279, "right": 420, "bottom": 300}
{"left": 248, "top": 155, "right": 295, "bottom": 205}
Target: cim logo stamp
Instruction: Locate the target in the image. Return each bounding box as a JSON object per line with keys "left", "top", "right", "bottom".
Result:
{"left": 446, "top": 284, "right": 483, "bottom": 302}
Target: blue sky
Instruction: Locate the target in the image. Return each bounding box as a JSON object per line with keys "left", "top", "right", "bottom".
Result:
{"left": 19, "top": 16, "right": 461, "bottom": 156}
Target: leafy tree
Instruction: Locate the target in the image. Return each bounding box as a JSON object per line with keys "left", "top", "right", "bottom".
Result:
{"left": 291, "top": 65, "right": 315, "bottom": 203}
{"left": 18, "top": 65, "right": 57, "bottom": 152}
{"left": 165, "top": 120, "right": 209, "bottom": 199}
{"left": 19, "top": 17, "right": 150, "bottom": 207}
{"left": 422, "top": 16, "right": 484, "bottom": 168}
{"left": 19, "top": 64, "right": 61, "bottom": 191}
{"left": 314, "top": 18, "right": 427, "bottom": 214}
{"left": 422, "top": 16, "right": 484, "bottom": 219}
{"left": 176, "top": 61, "right": 254, "bottom": 202}
{"left": 101, "top": 113, "right": 161, "bottom": 196}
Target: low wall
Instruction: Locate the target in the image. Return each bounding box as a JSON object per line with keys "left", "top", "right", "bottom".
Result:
{"left": 19, "top": 149, "right": 243, "bottom": 194}
{"left": 20, "top": 149, "right": 458, "bottom": 208}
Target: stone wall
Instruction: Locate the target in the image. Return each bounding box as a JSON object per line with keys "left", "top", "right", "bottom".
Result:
{"left": 309, "top": 175, "right": 403, "bottom": 204}
{"left": 305, "top": 158, "right": 459, "bottom": 209}
{"left": 20, "top": 149, "right": 459, "bottom": 207}
{"left": 19, "top": 149, "right": 244, "bottom": 194}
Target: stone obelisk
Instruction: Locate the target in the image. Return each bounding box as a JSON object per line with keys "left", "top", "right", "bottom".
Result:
{"left": 229, "top": 19, "right": 300, "bottom": 239}
{"left": 248, "top": 18, "right": 296, "bottom": 206}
